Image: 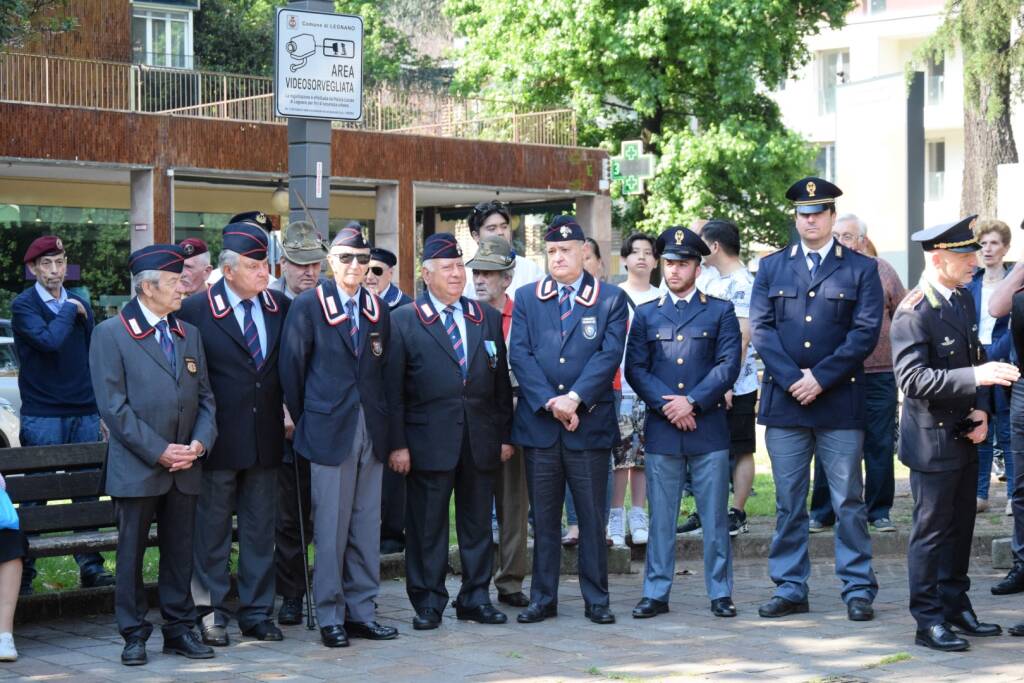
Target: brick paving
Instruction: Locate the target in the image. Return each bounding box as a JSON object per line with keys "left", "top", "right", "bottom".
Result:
{"left": 4, "top": 556, "right": 1023, "bottom": 682}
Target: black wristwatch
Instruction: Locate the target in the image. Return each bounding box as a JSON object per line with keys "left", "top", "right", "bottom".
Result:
{"left": 685, "top": 395, "right": 701, "bottom": 415}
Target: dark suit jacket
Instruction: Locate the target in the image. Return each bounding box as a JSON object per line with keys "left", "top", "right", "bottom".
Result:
{"left": 509, "top": 271, "right": 628, "bottom": 450}
{"left": 177, "top": 279, "right": 289, "bottom": 470}
{"left": 280, "top": 282, "right": 392, "bottom": 466}
{"left": 387, "top": 294, "right": 513, "bottom": 472}
{"left": 89, "top": 297, "right": 217, "bottom": 497}
{"left": 380, "top": 283, "right": 413, "bottom": 310}
{"left": 750, "top": 241, "right": 883, "bottom": 429}
{"left": 892, "top": 282, "right": 992, "bottom": 472}
{"left": 625, "top": 290, "right": 741, "bottom": 457}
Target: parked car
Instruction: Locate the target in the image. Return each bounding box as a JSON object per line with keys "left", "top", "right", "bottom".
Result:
{"left": 0, "top": 337, "right": 19, "bottom": 416}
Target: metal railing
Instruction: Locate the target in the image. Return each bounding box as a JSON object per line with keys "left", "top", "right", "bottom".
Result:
{"left": 0, "top": 51, "right": 578, "bottom": 146}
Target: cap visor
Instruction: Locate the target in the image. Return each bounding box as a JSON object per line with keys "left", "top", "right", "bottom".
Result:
{"left": 284, "top": 249, "right": 327, "bottom": 264}
{"left": 947, "top": 244, "right": 981, "bottom": 253}
{"left": 467, "top": 261, "right": 512, "bottom": 271}
{"left": 795, "top": 204, "right": 831, "bottom": 214}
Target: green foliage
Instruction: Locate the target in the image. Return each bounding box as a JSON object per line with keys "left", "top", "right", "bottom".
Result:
{"left": 0, "top": 0, "right": 77, "bottom": 48}
{"left": 446, "top": 0, "right": 855, "bottom": 246}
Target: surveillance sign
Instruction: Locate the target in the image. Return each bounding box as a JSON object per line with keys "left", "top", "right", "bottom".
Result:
{"left": 274, "top": 8, "right": 363, "bottom": 121}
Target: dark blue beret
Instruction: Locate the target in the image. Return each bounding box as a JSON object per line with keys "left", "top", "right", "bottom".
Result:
{"left": 228, "top": 211, "right": 272, "bottom": 229}
{"left": 545, "top": 215, "right": 585, "bottom": 242}
{"left": 129, "top": 244, "right": 186, "bottom": 275}
{"left": 222, "top": 222, "right": 269, "bottom": 260}
{"left": 422, "top": 233, "right": 463, "bottom": 260}
{"left": 912, "top": 215, "right": 980, "bottom": 253}
{"left": 656, "top": 227, "right": 709, "bottom": 261}
{"left": 786, "top": 176, "right": 842, "bottom": 214}
{"left": 333, "top": 223, "right": 369, "bottom": 249}
{"left": 370, "top": 247, "right": 397, "bottom": 267}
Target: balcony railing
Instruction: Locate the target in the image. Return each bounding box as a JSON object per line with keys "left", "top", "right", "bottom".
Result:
{"left": 0, "top": 52, "right": 578, "bottom": 147}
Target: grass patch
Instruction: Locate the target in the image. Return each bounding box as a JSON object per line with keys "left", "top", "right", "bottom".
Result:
{"left": 506, "top": 651, "right": 523, "bottom": 659}
{"left": 867, "top": 652, "right": 912, "bottom": 668}
{"left": 585, "top": 667, "right": 642, "bottom": 682}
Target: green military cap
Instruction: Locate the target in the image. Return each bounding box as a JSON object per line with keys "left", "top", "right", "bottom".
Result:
{"left": 281, "top": 220, "right": 328, "bottom": 265}
{"left": 465, "top": 236, "right": 515, "bottom": 271}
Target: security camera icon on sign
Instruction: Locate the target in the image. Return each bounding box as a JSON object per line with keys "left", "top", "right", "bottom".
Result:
{"left": 322, "top": 38, "right": 355, "bottom": 59}
{"left": 286, "top": 33, "right": 316, "bottom": 72}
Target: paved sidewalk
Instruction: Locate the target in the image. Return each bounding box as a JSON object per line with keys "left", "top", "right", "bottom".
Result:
{"left": 5, "top": 557, "right": 1023, "bottom": 682}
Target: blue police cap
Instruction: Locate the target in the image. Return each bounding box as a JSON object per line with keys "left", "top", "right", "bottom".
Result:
{"left": 222, "top": 222, "right": 269, "bottom": 260}
{"left": 656, "top": 226, "right": 709, "bottom": 261}
{"left": 786, "top": 176, "right": 842, "bottom": 214}
{"left": 370, "top": 247, "right": 397, "bottom": 267}
{"left": 422, "top": 233, "right": 463, "bottom": 260}
{"left": 911, "top": 215, "right": 980, "bottom": 253}
{"left": 228, "top": 211, "right": 272, "bottom": 230}
{"left": 332, "top": 222, "right": 369, "bottom": 249}
{"left": 129, "top": 244, "right": 187, "bottom": 275}
{"left": 545, "top": 215, "right": 585, "bottom": 242}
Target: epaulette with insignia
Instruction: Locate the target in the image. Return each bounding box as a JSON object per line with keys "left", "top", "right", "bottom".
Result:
{"left": 899, "top": 288, "right": 925, "bottom": 311}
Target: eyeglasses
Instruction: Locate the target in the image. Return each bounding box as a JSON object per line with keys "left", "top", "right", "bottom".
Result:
{"left": 331, "top": 253, "right": 371, "bottom": 265}
{"left": 369, "top": 266, "right": 385, "bottom": 276}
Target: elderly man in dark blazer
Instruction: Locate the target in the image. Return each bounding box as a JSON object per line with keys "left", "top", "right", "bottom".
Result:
{"left": 280, "top": 225, "right": 398, "bottom": 648}
{"left": 90, "top": 244, "right": 217, "bottom": 666}
{"left": 509, "top": 216, "right": 629, "bottom": 625}
{"left": 387, "top": 233, "right": 514, "bottom": 630}
{"left": 179, "top": 217, "right": 289, "bottom": 646}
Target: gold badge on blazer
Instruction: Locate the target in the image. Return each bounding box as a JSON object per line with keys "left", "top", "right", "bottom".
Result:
{"left": 184, "top": 357, "right": 198, "bottom": 375}
{"left": 369, "top": 332, "right": 384, "bottom": 357}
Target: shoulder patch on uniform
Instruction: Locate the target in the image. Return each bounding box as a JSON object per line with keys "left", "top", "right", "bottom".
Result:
{"left": 899, "top": 289, "right": 924, "bottom": 311}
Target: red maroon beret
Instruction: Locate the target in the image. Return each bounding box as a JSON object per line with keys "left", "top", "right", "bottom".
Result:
{"left": 23, "top": 235, "right": 65, "bottom": 264}
{"left": 178, "top": 237, "right": 209, "bottom": 258}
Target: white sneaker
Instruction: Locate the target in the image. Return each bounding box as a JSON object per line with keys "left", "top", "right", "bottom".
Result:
{"left": 0, "top": 633, "right": 17, "bottom": 661}
{"left": 628, "top": 506, "right": 649, "bottom": 545}
{"left": 607, "top": 507, "right": 626, "bottom": 547}
{"left": 1008, "top": 500, "right": 1014, "bottom": 516}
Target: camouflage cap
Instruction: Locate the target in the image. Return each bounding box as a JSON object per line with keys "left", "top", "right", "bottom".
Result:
{"left": 465, "top": 236, "right": 515, "bottom": 272}
{"left": 281, "top": 220, "right": 328, "bottom": 265}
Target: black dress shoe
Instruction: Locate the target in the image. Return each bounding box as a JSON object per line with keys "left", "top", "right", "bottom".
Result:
{"left": 632, "top": 598, "right": 669, "bottom": 619}
{"left": 380, "top": 539, "right": 405, "bottom": 555}
{"left": 81, "top": 569, "right": 115, "bottom": 588}
{"left": 584, "top": 604, "right": 616, "bottom": 624}
{"left": 278, "top": 597, "right": 303, "bottom": 625}
{"left": 517, "top": 603, "right": 557, "bottom": 624}
{"left": 163, "top": 631, "right": 215, "bottom": 659}
{"left": 320, "top": 624, "right": 349, "bottom": 648}
{"left": 497, "top": 591, "right": 530, "bottom": 607}
{"left": 200, "top": 625, "right": 229, "bottom": 647}
{"left": 412, "top": 607, "right": 442, "bottom": 630}
{"left": 846, "top": 597, "right": 874, "bottom": 622}
{"left": 947, "top": 610, "right": 1002, "bottom": 637}
{"left": 345, "top": 620, "right": 399, "bottom": 640}
{"left": 455, "top": 603, "right": 508, "bottom": 624}
{"left": 710, "top": 597, "right": 737, "bottom": 618}
{"left": 758, "top": 596, "right": 809, "bottom": 618}
{"left": 992, "top": 561, "right": 1024, "bottom": 595}
{"left": 242, "top": 620, "right": 284, "bottom": 641}
{"left": 121, "top": 638, "right": 147, "bottom": 666}
{"left": 1009, "top": 621, "right": 1024, "bottom": 636}
{"left": 915, "top": 623, "right": 969, "bottom": 651}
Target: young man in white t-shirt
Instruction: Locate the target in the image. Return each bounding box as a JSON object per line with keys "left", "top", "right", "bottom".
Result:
{"left": 462, "top": 201, "right": 545, "bottom": 300}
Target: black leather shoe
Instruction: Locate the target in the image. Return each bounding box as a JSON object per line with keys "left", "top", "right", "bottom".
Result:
{"left": 81, "top": 569, "right": 115, "bottom": 588}
{"left": 320, "top": 625, "right": 349, "bottom": 648}
{"left": 278, "top": 597, "right": 303, "bottom": 625}
{"left": 947, "top": 610, "right": 1002, "bottom": 637}
{"left": 200, "top": 625, "right": 229, "bottom": 647}
{"left": 632, "top": 598, "right": 669, "bottom": 619}
{"left": 497, "top": 591, "right": 530, "bottom": 607}
{"left": 1009, "top": 621, "right": 1024, "bottom": 636}
{"left": 412, "top": 607, "right": 442, "bottom": 630}
{"left": 915, "top": 623, "right": 969, "bottom": 652}
{"left": 345, "top": 620, "right": 399, "bottom": 640}
{"left": 380, "top": 539, "right": 405, "bottom": 555}
{"left": 584, "top": 604, "right": 616, "bottom": 624}
{"left": 455, "top": 603, "right": 508, "bottom": 624}
{"left": 121, "top": 638, "right": 147, "bottom": 666}
{"left": 517, "top": 603, "right": 557, "bottom": 623}
{"left": 710, "top": 597, "right": 737, "bottom": 618}
{"left": 758, "top": 596, "right": 809, "bottom": 618}
{"left": 163, "top": 631, "right": 215, "bottom": 659}
{"left": 242, "top": 620, "right": 284, "bottom": 641}
{"left": 846, "top": 597, "right": 874, "bottom": 622}
{"left": 992, "top": 561, "right": 1024, "bottom": 595}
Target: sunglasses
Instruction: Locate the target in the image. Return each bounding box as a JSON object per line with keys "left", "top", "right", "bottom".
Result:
{"left": 369, "top": 266, "right": 385, "bottom": 276}
{"left": 331, "top": 253, "right": 371, "bottom": 265}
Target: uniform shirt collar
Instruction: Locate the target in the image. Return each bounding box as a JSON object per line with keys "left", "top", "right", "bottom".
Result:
{"left": 136, "top": 299, "right": 166, "bottom": 329}
{"left": 34, "top": 281, "right": 68, "bottom": 305}
{"left": 222, "top": 280, "right": 258, "bottom": 310}
{"left": 335, "top": 284, "right": 361, "bottom": 308}
{"left": 801, "top": 238, "right": 834, "bottom": 260}
{"left": 666, "top": 288, "right": 696, "bottom": 306}
{"left": 428, "top": 289, "right": 461, "bottom": 316}
{"left": 924, "top": 273, "right": 954, "bottom": 302}
{"left": 553, "top": 272, "right": 585, "bottom": 296}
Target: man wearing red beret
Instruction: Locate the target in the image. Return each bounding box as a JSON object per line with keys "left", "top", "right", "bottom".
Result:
{"left": 179, "top": 239, "right": 212, "bottom": 297}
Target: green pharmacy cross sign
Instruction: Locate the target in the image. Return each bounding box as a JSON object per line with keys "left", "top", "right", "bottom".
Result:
{"left": 610, "top": 139, "right": 655, "bottom": 195}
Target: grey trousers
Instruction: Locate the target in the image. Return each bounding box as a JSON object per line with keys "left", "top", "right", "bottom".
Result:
{"left": 494, "top": 445, "right": 529, "bottom": 597}
{"left": 191, "top": 465, "right": 278, "bottom": 630}
{"left": 309, "top": 415, "right": 382, "bottom": 626}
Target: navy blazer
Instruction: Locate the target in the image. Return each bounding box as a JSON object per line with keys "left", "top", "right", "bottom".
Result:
{"left": 965, "top": 267, "right": 1011, "bottom": 361}
{"left": 750, "top": 241, "right": 883, "bottom": 429}
{"left": 509, "top": 271, "right": 628, "bottom": 450}
{"left": 380, "top": 283, "right": 413, "bottom": 310}
{"left": 892, "top": 283, "right": 992, "bottom": 472}
{"left": 625, "top": 290, "right": 741, "bottom": 456}
{"left": 387, "top": 294, "right": 513, "bottom": 472}
{"left": 177, "top": 280, "right": 289, "bottom": 470}
{"left": 280, "top": 281, "right": 392, "bottom": 466}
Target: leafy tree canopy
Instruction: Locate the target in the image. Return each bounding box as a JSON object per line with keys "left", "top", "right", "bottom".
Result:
{"left": 0, "top": 0, "right": 76, "bottom": 48}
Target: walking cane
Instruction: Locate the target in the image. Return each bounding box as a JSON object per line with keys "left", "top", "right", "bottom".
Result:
{"left": 293, "top": 454, "right": 316, "bottom": 630}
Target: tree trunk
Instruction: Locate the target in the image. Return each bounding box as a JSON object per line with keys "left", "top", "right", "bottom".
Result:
{"left": 960, "top": 53, "right": 1018, "bottom": 217}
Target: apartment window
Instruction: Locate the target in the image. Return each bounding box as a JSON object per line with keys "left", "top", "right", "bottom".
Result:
{"left": 867, "top": 0, "right": 886, "bottom": 14}
{"left": 815, "top": 144, "right": 837, "bottom": 183}
{"left": 817, "top": 50, "right": 849, "bottom": 115}
{"left": 927, "top": 140, "right": 945, "bottom": 201}
{"left": 927, "top": 58, "right": 945, "bottom": 106}
{"left": 132, "top": 7, "right": 193, "bottom": 69}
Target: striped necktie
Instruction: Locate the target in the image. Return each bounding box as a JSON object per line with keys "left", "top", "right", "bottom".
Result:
{"left": 559, "top": 285, "right": 574, "bottom": 338}
{"left": 444, "top": 304, "right": 467, "bottom": 379}
{"left": 240, "top": 300, "right": 264, "bottom": 369}
{"left": 808, "top": 252, "right": 822, "bottom": 279}
{"left": 155, "top": 320, "right": 176, "bottom": 374}
{"left": 345, "top": 299, "right": 360, "bottom": 356}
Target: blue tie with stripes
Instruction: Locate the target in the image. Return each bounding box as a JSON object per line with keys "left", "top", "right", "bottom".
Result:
{"left": 240, "top": 300, "right": 264, "bottom": 369}
{"left": 559, "top": 285, "right": 574, "bottom": 338}
{"left": 345, "top": 299, "right": 359, "bottom": 356}
{"left": 444, "top": 304, "right": 467, "bottom": 379}
{"left": 808, "top": 251, "right": 821, "bottom": 279}
{"left": 155, "top": 320, "right": 175, "bottom": 374}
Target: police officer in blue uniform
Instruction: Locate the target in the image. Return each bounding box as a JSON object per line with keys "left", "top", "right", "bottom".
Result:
{"left": 625, "top": 227, "right": 741, "bottom": 619}
{"left": 509, "top": 215, "right": 629, "bottom": 625}
{"left": 750, "top": 177, "right": 883, "bottom": 621}
{"left": 892, "top": 216, "right": 1018, "bottom": 651}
